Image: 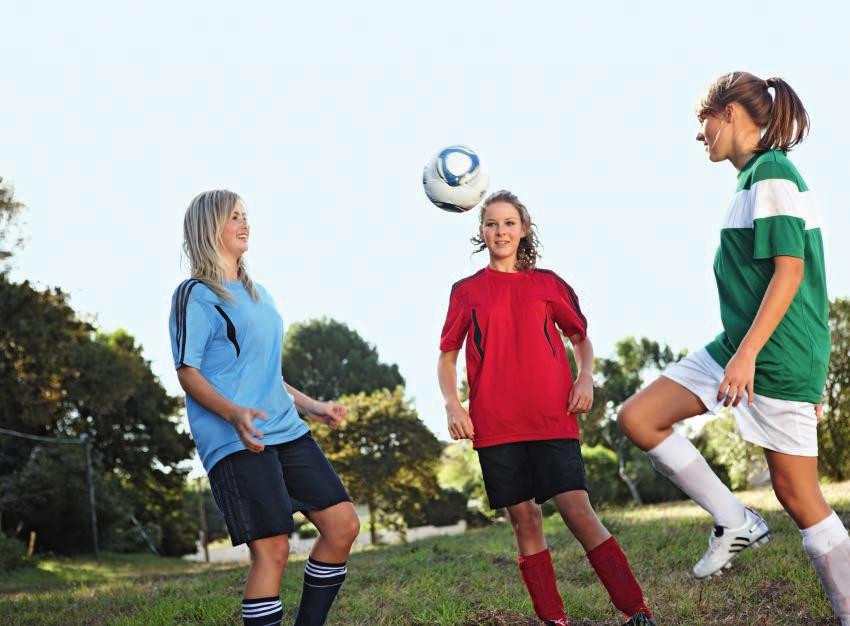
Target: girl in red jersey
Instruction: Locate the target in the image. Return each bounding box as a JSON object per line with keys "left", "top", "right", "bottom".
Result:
{"left": 437, "top": 190, "right": 654, "bottom": 626}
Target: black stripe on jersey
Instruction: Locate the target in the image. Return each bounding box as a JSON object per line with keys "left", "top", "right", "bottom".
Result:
{"left": 178, "top": 279, "right": 202, "bottom": 366}
{"left": 214, "top": 305, "right": 241, "bottom": 357}
{"left": 471, "top": 308, "right": 485, "bottom": 359}
{"left": 449, "top": 268, "right": 486, "bottom": 296}
{"left": 174, "top": 279, "right": 199, "bottom": 354}
{"left": 543, "top": 315, "right": 556, "bottom": 357}
{"left": 534, "top": 269, "right": 588, "bottom": 329}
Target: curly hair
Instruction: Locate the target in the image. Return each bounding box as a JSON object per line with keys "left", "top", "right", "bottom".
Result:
{"left": 471, "top": 190, "right": 541, "bottom": 271}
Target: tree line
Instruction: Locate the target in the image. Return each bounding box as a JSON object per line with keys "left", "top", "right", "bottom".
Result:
{"left": 2, "top": 176, "right": 849, "bottom": 563}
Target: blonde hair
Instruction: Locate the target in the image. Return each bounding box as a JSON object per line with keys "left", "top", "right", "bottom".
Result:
{"left": 182, "top": 189, "right": 258, "bottom": 301}
{"left": 471, "top": 190, "right": 541, "bottom": 271}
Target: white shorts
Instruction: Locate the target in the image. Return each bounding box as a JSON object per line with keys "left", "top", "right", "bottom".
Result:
{"left": 661, "top": 348, "right": 818, "bottom": 457}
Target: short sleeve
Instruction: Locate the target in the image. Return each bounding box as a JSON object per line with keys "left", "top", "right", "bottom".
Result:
{"left": 439, "top": 286, "right": 470, "bottom": 352}
{"left": 169, "top": 282, "right": 214, "bottom": 369}
{"left": 752, "top": 216, "right": 805, "bottom": 260}
{"left": 550, "top": 276, "right": 588, "bottom": 340}
{"left": 750, "top": 168, "right": 811, "bottom": 260}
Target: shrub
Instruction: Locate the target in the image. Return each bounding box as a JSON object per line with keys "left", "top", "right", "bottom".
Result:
{"left": 0, "top": 533, "right": 32, "bottom": 572}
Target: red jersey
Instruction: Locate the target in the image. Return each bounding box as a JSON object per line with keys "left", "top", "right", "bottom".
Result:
{"left": 440, "top": 266, "right": 588, "bottom": 448}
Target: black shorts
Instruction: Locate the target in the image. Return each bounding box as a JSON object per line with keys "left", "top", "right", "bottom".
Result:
{"left": 476, "top": 438, "right": 587, "bottom": 509}
{"left": 208, "top": 433, "right": 351, "bottom": 546}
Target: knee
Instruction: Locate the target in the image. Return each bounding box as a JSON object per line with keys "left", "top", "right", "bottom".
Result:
{"left": 250, "top": 535, "right": 289, "bottom": 569}
{"left": 510, "top": 505, "right": 543, "bottom": 535}
{"left": 562, "top": 502, "right": 597, "bottom": 528}
{"left": 340, "top": 514, "right": 361, "bottom": 545}
{"left": 617, "top": 399, "right": 641, "bottom": 438}
{"left": 324, "top": 513, "right": 361, "bottom": 548}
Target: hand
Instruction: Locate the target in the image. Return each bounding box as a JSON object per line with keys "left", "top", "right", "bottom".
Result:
{"left": 815, "top": 403, "right": 823, "bottom": 423}
{"left": 447, "top": 404, "right": 474, "bottom": 440}
{"left": 308, "top": 401, "right": 347, "bottom": 429}
{"left": 568, "top": 373, "right": 593, "bottom": 414}
{"left": 718, "top": 349, "right": 756, "bottom": 407}
{"left": 229, "top": 405, "right": 268, "bottom": 452}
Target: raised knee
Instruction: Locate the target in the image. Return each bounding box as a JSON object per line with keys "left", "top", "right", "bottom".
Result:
{"left": 617, "top": 400, "right": 640, "bottom": 436}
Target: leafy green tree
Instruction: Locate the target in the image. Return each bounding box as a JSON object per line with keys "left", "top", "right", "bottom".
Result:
{"left": 438, "top": 441, "right": 486, "bottom": 505}
{"left": 312, "top": 387, "right": 442, "bottom": 544}
{"left": 0, "top": 277, "right": 195, "bottom": 555}
{"left": 694, "top": 411, "right": 764, "bottom": 489}
{"left": 582, "top": 337, "right": 686, "bottom": 505}
{"left": 820, "top": 298, "right": 850, "bottom": 480}
{"left": 282, "top": 318, "right": 404, "bottom": 401}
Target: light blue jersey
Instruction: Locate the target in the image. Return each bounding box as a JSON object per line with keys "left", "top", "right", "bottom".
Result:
{"left": 168, "top": 279, "right": 309, "bottom": 472}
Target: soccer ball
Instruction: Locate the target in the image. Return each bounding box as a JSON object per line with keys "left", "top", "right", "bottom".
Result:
{"left": 422, "top": 145, "right": 489, "bottom": 213}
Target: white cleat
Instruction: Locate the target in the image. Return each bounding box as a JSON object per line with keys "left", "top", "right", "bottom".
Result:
{"left": 692, "top": 507, "right": 770, "bottom": 579}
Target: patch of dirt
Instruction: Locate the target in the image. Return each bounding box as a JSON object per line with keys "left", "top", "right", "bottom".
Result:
{"left": 461, "top": 608, "right": 537, "bottom": 625}
{"left": 461, "top": 609, "right": 607, "bottom": 626}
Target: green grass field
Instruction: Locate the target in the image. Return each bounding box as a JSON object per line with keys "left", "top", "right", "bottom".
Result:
{"left": 2, "top": 481, "right": 847, "bottom": 625}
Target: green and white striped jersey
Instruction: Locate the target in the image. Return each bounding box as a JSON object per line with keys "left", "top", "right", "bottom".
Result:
{"left": 705, "top": 150, "right": 830, "bottom": 403}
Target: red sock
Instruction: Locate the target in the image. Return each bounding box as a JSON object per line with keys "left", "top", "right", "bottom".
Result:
{"left": 517, "top": 549, "right": 568, "bottom": 623}
{"left": 586, "top": 537, "right": 651, "bottom": 619}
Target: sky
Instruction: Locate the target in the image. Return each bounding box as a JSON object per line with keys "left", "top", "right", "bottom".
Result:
{"left": 3, "top": 2, "right": 850, "bottom": 475}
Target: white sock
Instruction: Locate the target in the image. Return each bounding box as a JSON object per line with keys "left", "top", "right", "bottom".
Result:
{"left": 647, "top": 432, "right": 747, "bottom": 528}
{"left": 801, "top": 511, "right": 850, "bottom": 624}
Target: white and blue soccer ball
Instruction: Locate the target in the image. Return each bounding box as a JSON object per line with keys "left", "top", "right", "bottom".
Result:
{"left": 422, "top": 145, "right": 489, "bottom": 213}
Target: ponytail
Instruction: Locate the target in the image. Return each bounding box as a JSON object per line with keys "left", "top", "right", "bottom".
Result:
{"left": 698, "top": 72, "right": 810, "bottom": 153}
{"left": 759, "top": 77, "right": 809, "bottom": 152}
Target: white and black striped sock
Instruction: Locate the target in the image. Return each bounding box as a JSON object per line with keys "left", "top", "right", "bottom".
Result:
{"left": 242, "top": 595, "right": 283, "bottom": 626}
{"left": 294, "top": 558, "right": 347, "bottom": 625}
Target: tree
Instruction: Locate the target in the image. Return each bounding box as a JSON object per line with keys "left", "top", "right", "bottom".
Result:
{"left": 282, "top": 318, "right": 404, "bottom": 401}
{"left": 438, "top": 441, "right": 485, "bottom": 505}
{"left": 312, "top": 387, "right": 442, "bottom": 544}
{"left": 0, "top": 177, "right": 24, "bottom": 269}
{"left": 582, "top": 337, "right": 685, "bottom": 505}
{"left": 0, "top": 277, "right": 195, "bottom": 555}
{"left": 820, "top": 298, "right": 850, "bottom": 480}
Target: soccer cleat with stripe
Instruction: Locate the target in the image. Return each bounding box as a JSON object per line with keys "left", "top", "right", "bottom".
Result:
{"left": 623, "top": 611, "right": 656, "bottom": 625}
{"left": 623, "top": 611, "right": 655, "bottom": 626}
{"left": 692, "top": 507, "right": 770, "bottom": 579}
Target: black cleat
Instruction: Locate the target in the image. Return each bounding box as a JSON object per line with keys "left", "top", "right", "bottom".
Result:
{"left": 623, "top": 611, "right": 656, "bottom": 625}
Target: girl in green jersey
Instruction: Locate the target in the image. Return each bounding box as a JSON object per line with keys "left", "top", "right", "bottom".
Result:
{"left": 618, "top": 72, "right": 848, "bottom": 624}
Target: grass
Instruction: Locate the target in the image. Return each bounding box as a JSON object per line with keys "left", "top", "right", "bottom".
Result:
{"left": 2, "top": 481, "right": 847, "bottom": 625}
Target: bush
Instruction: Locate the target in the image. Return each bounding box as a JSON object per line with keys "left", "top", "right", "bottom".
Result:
{"left": 297, "top": 523, "right": 319, "bottom": 539}
{"left": 625, "top": 450, "right": 686, "bottom": 504}
{"left": 0, "top": 533, "right": 32, "bottom": 572}
{"left": 582, "top": 444, "right": 630, "bottom": 505}
{"left": 423, "top": 489, "right": 468, "bottom": 527}
{"left": 102, "top": 519, "right": 162, "bottom": 554}
{"left": 695, "top": 412, "right": 765, "bottom": 490}
{"left": 464, "top": 507, "right": 493, "bottom": 528}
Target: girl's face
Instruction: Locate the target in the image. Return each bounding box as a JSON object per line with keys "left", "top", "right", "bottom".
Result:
{"left": 696, "top": 110, "right": 731, "bottom": 162}
{"left": 481, "top": 201, "right": 528, "bottom": 263}
{"left": 220, "top": 199, "right": 249, "bottom": 261}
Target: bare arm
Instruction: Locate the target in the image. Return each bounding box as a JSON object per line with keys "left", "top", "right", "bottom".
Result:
{"left": 176, "top": 366, "right": 267, "bottom": 452}
{"left": 283, "top": 381, "right": 347, "bottom": 429}
{"left": 568, "top": 333, "right": 594, "bottom": 414}
{"left": 437, "top": 350, "right": 474, "bottom": 440}
{"left": 719, "top": 255, "right": 804, "bottom": 406}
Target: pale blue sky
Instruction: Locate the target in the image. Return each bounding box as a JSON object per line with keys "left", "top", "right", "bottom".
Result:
{"left": 4, "top": 3, "right": 849, "bottom": 474}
